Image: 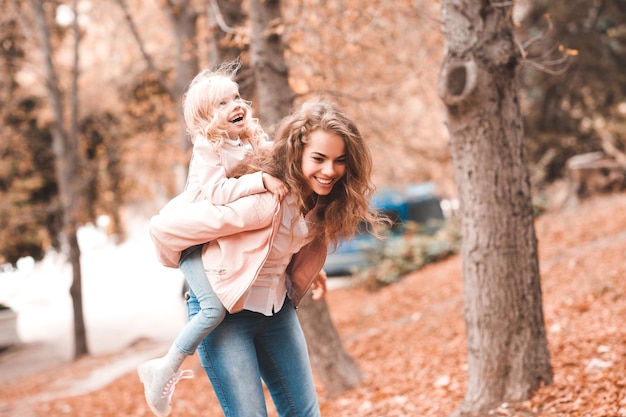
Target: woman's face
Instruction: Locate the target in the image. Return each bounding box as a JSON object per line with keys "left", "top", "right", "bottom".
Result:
{"left": 301, "top": 129, "right": 347, "bottom": 196}
{"left": 216, "top": 83, "right": 247, "bottom": 139}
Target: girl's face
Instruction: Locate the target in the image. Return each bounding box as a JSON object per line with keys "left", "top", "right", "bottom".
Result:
{"left": 216, "top": 83, "right": 247, "bottom": 139}
{"left": 301, "top": 129, "right": 347, "bottom": 197}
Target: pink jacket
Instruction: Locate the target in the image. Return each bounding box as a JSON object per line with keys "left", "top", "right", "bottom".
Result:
{"left": 149, "top": 192, "right": 327, "bottom": 313}
{"left": 177, "top": 135, "right": 267, "bottom": 206}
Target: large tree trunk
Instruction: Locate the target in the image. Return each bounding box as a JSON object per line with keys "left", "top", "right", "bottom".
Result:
{"left": 438, "top": 1, "right": 552, "bottom": 415}
{"left": 247, "top": 0, "right": 364, "bottom": 396}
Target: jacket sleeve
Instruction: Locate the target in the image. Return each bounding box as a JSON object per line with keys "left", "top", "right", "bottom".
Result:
{"left": 193, "top": 139, "right": 266, "bottom": 205}
{"left": 150, "top": 192, "right": 278, "bottom": 267}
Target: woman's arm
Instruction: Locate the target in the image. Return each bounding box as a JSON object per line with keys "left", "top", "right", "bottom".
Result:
{"left": 311, "top": 269, "right": 327, "bottom": 300}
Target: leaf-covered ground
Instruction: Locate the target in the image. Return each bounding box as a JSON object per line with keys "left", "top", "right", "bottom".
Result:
{"left": 1, "top": 192, "right": 625, "bottom": 417}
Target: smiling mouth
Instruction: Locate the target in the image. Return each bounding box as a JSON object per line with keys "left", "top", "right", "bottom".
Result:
{"left": 315, "top": 177, "right": 332, "bottom": 185}
{"left": 230, "top": 114, "right": 244, "bottom": 123}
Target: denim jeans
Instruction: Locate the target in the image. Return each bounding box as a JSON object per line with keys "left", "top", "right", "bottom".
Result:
{"left": 186, "top": 291, "right": 321, "bottom": 417}
{"left": 174, "top": 245, "right": 226, "bottom": 355}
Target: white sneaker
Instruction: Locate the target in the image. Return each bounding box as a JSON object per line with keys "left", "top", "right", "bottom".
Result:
{"left": 137, "top": 359, "right": 194, "bottom": 417}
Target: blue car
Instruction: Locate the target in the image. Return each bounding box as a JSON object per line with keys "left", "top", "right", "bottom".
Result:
{"left": 323, "top": 182, "right": 445, "bottom": 276}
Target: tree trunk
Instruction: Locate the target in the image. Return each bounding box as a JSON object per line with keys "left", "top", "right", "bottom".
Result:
{"left": 248, "top": 0, "right": 364, "bottom": 396}
{"left": 68, "top": 226, "right": 88, "bottom": 356}
{"left": 248, "top": 0, "right": 294, "bottom": 129}
{"left": 32, "top": 0, "right": 89, "bottom": 358}
{"left": 163, "top": 0, "right": 200, "bottom": 191}
{"left": 438, "top": 1, "right": 552, "bottom": 415}
{"left": 68, "top": 0, "right": 88, "bottom": 358}
{"left": 208, "top": 0, "right": 256, "bottom": 100}
{"left": 297, "top": 292, "right": 364, "bottom": 397}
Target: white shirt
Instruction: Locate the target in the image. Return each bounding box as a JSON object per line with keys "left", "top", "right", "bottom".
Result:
{"left": 241, "top": 195, "right": 312, "bottom": 315}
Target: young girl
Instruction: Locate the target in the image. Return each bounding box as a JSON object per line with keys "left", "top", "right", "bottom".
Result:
{"left": 149, "top": 98, "right": 384, "bottom": 417}
{"left": 137, "top": 62, "right": 287, "bottom": 417}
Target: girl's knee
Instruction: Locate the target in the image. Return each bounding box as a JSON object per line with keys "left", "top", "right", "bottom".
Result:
{"left": 199, "top": 305, "right": 226, "bottom": 323}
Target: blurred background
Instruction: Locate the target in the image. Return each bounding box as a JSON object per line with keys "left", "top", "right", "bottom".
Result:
{"left": 1, "top": 0, "right": 625, "bottom": 369}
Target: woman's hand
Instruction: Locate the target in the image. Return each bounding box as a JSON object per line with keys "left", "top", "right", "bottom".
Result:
{"left": 262, "top": 173, "right": 288, "bottom": 202}
{"left": 311, "top": 269, "right": 327, "bottom": 300}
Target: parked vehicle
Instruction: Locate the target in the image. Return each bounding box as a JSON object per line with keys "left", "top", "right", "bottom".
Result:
{"left": 323, "top": 182, "right": 445, "bottom": 276}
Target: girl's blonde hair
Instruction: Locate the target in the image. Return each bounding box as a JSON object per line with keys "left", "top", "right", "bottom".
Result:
{"left": 182, "top": 61, "right": 267, "bottom": 150}
{"left": 241, "top": 98, "right": 384, "bottom": 249}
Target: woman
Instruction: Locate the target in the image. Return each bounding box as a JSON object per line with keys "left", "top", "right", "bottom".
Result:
{"left": 149, "top": 98, "right": 382, "bottom": 417}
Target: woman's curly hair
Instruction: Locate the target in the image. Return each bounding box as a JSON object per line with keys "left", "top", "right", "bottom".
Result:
{"left": 238, "top": 98, "right": 385, "bottom": 249}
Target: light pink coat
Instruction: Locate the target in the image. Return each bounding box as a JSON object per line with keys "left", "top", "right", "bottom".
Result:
{"left": 178, "top": 134, "right": 267, "bottom": 206}
{"left": 149, "top": 192, "right": 327, "bottom": 313}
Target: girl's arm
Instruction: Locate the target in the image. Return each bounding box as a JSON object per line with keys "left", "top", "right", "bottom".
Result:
{"left": 149, "top": 192, "right": 278, "bottom": 268}
{"left": 192, "top": 139, "right": 267, "bottom": 205}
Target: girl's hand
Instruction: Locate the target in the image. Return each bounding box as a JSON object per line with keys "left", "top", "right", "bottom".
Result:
{"left": 311, "top": 269, "right": 327, "bottom": 300}
{"left": 262, "top": 173, "right": 288, "bottom": 202}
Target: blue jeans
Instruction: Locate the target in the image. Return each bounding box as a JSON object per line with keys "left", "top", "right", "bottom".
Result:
{"left": 186, "top": 291, "right": 320, "bottom": 417}
{"left": 174, "top": 245, "right": 226, "bottom": 355}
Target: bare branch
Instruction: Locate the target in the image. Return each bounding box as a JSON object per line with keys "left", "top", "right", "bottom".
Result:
{"left": 517, "top": 14, "right": 575, "bottom": 76}
{"left": 208, "top": 0, "right": 237, "bottom": 35}
{"left": 521, "top": 58, "right": 570, "bottom": 76}
{"left": 489, "top": 1, "right": 514, "bottom": 8}
{"left": 522, "top": 13, "right": 554, "bottom": 50}
{"left": 114, "top": 0, "right": 175, "bottom": 100}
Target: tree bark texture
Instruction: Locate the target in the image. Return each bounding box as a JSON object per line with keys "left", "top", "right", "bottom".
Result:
{"left": 248, "top": 0, "right": 294, "bottom": 129}
{"left": 297, "top": 292, "right": 364, "bottom": 397}
{"left": 438, "top": 1, "right": 552, "bottom": 414}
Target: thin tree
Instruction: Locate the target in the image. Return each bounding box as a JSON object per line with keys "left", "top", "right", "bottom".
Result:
{"left": 31, "top": 0, "right": 89, "bottom": 358}
{"left": 438, "top": 1, "right": 553, "bottom": 415}
{"left": 248, "top": 0, "right": 364, "bottom": 397}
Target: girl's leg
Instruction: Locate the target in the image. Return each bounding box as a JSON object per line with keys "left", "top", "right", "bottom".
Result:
{"left": 138, "top": 245, "right": 225, "bottom": 417}
{"left": 175, "top": 245, "right": 226, "bottom": 354}
{"left": 187, "top": 291, "right": 268, "bottom": 417}
{"left": 255, "top": 298, "right": 321, "bottom": 417}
